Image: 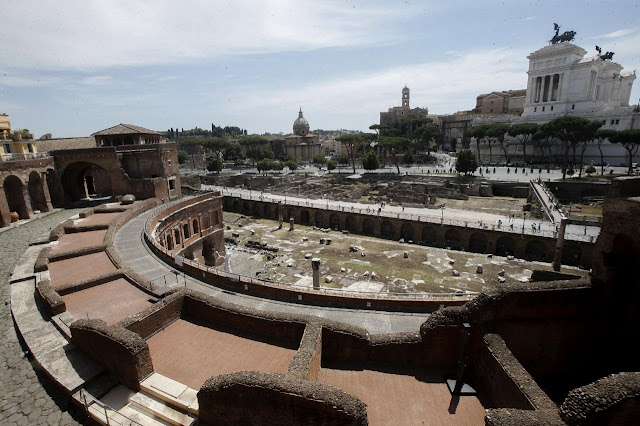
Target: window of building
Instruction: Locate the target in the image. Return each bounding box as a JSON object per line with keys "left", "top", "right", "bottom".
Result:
{"left": 616, "top": 120, "right": 620, "bottom": 124}
{"left": 3, "top": 143, "right": 11, "bottom": 154}
{"left": 550, "top": 106, "right": 554, "bottom": 111}
{"left": 168, "top": 177, "right": 176, "bottom": 190}
{"left": 572, "top": 104, "right": 575, "bottom": 110}
{"left": 534, "top": 107, "right": 537, "bottom": 112}
{"left": 27, "top": 143, "right": 34, "bottom": 153}
{"left": 542, "top": 106, "right": 545, "bottom": 112}
{"left": 490, "top": 109, "right": 493, "bottom": 112}
{"left": 611, "top": 120, "right": 615, "bottom": 125}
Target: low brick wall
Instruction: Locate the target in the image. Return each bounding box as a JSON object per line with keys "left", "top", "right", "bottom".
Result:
{"left": 70, "top": 319, "right": 153, "bottom": 390}
{"left": 120, "top": 291, "right": 185, "bottom": 339}
{"left": 560, "top": 372, "right": 640, "bottom": 426}
{"left": 198, "top": 371, "right": 367, "bottom": 425}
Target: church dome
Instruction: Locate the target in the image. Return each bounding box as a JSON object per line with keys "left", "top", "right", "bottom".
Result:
{"left": 293, "top": 108, "right": 310, "bottom": 136}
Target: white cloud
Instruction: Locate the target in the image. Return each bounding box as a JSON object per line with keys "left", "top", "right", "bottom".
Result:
{"left": 230, "top": 46, "right": 530, "bottom": 131}
{"left": 0, "top": 0, "right": 414, "bottom": 70}
{"left": 80, "top": 76, "right": 112, "bottom": 85}
{"left": 0, "top": 72, "right": 62, "bottom": 87}
{"left": 594, "top": 28, "right": 638, "bottom": 39}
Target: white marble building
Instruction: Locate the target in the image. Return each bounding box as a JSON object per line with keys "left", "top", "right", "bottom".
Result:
{"left": 471, "top": 39, "right": 640, "bottom": 165}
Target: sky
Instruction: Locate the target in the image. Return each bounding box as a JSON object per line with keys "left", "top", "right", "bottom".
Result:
{"left": 1, "top": 0, "right": 639, "bottom": 138}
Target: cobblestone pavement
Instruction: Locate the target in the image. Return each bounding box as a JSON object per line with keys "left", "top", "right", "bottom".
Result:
{"left": 0, "top": 209, "right": 91, "bottom": 426}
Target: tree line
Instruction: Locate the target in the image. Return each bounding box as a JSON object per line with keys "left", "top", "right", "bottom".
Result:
{"left": 466, "top": 117, "right": 640, "bottom": 177}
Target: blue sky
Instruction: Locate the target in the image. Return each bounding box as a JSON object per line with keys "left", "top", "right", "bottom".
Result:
{"left": 1, "top": 0, "right": 639, "bottom": 138}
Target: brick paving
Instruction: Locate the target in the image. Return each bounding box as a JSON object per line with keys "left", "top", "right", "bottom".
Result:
{"left": 0, "top": 209, "right": 90, "bottom": 426}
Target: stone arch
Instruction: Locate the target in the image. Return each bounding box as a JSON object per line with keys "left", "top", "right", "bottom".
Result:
{"left": 174, "top": 229, "right": 181, "bottom": 245}
{"left": 315, "top": 211, "right": 325, "bottom": 227}
{"left": 444, "top": 229, "right": 462, "bottom": 249}
{"left": 3, "top": 175, "right": 29, "bottom": 220}
{"left": 192, "top": 218, "right": 200, "bottom": 235}
{"left": 28, "top": 171, "right": 49, "bottom": 213}
{"left": 421, "top": 226, "right": 437, "bottom": 245}
{"left": 263, "top": 204, "right": 272, "bottom": 219}
{"left": 525, "top": 240, "right": 547, "bottom": 261}
{"left": 362, "top": 218, "right": 375, "bottom": 235}
{"left": 329, "top": 213, "right": 340, "bottom": 230}
{"left": 300, "top": 209, "right": 310, "bottom": 225}
{"left": 223, "top": 199, "right": 232, "bottom": 210}
{"left": 287, "top": 208, "right": 296, "bottom": 222}
{"left": 166, "top": 233, "right": 174, "bottom": 250}
{"left": 252, "top": 203, "right": 260, "bottom": 217}
{"left": 468, "top": 233, "right": 487, "bottom": 253}
{"left": 60, "top": 161, "right": 112, "bottom": 202}
{"left": 400, "top": 223, "right": 414, "bottom": 241}
{"left": 242, "top": 201, "right": 250, "bottom": 215}
{"left": 381, "top": 220, "right": 394, "bottom": 239}
{"left": 496, "top": 236, "right": 516, "bottom": 257}
{"left": 232, "top": 200, "right": 240, "bottom": 212}
{"left": 346, "top": 215, "right": 356, "bottom": 232}
{"left": 183, "top": 222, "right": 191, "bottom": 239}
{"left": 562, "top": 245, "right": 582, "bottom": 266}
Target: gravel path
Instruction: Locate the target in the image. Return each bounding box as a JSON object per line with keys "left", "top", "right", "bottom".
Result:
{"left": 0, "top": 209, "right": 89, "bottom": 426}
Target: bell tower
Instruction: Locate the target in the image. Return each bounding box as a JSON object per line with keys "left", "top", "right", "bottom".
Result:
{"left": 402, "top": 86, "right": 410, "bottom": 109}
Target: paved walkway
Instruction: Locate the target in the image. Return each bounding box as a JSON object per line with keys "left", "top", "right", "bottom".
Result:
{"left": 1, "top": 209, "right": 86, "bottom": 426}
{"left": 206, "top": 185, "right": 600, "bottom": 241}
{"left": 530, "top": 180, "right": 565, "bottom": 224}
{"left": 115, "top": 210, "right": 429, "bottom": 334}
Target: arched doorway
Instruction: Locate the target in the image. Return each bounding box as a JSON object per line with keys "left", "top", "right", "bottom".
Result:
{"left": 422, "top": 226, "right": 437, "bottom": 245}
{"left": 300, "top": 210, "right": 310, "bottom": 225}
{"left": 315, "top": 212, "right": 325, "bottom": 227}
{"left": 381, "top": 220, "right": 394, "bottom": 239}
{"left": 468, "top": 233, "right": 487, "bottom": 253}
{"left": 346, "top": 215, "right": 356, "bottom": 232}
{"left": 28, "top": 171, "right": 49, "bottom": 213}
{"left": 253, "top": 203, "right": 260, "bottom": 217}
{"left": 3, "top": 175, "right": 29, "bottom": 219}
{"left": 525, "top": 240, "right": 547, "bottom": 261}
{"left": 400, "top": 223, "right": 414, "bottom": 241}
{"left": 166, "top": 234, "right": 174, "bottom": 250}
{"left": 362, "top": 218, "right": 374, "bottom": 235}
{"left": 183, "top": 223, "right": 191, "bottom": 239}
{"left": 60, "top": 162, "right": 112, "bottom": 202}
{"left": 192, "top": 218, "right": 200, "bottom": 234}
{"left": 444, "top": 229, "right": 461, "bottom": 249}
{"left": 330, "top": 213, "right": 340, "bottom": 230}
{"left": 232, "top": 200, "right": 240, "bottom": 212}
{"left": 242, "top": 201, "right": 250, "bottom": 215}
{"left": 496, "top": 236, "right": 516, "bottom": 257}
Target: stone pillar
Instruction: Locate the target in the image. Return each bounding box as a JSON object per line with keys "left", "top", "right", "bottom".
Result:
{"left": 312, "top": 258, "right": 320, "bottom": 289}
{"left": 0, "top": 187, "right": 10, "bottom": 227}
{"left": 553, "top": 217, "right": 568, "bottom": 271}
{"left": 21, "top": 184, "right": 33, "bottom": 219}
{"left": 289, "top": 217, "right": 294, "bottom": 231}
{"left": 278, "top": 201, "right": 283, "bottom": 229}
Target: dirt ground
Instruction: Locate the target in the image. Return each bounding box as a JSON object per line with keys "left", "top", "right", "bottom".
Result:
{"left": 441, "top": 196, "right": 526, "bottom": 217}
{"left": 221, "top": 213, "right": 588, "bottom": 295}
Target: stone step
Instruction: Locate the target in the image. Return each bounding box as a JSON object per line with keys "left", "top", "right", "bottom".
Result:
{"left": 129, "top": 392, "right": 197, "bottom": 426}
{"left": 119, "top": 404, "right": 172, "bottom": 426}
{"left": 140, "top": 373, "right": 199, "bottom": 415}
{"left": 51, "top": 311, "right": 74, "bottom": 340}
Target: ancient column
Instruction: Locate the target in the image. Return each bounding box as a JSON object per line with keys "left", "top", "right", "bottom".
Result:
{"left": 312, "top": 258, "right": 320, "bottom": 289}
{"left": 552, "top": 217, "right": 568, "bottom": 271}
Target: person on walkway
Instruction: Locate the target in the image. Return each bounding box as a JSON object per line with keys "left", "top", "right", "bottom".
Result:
{"left": 538, "top": 223, "right": 541, "bottom": 232}
{"left": 510, "top": 224, "right": 514, "bottom": 231}
{"left": 584, "top": 226, "right": 587, "bottom": 235}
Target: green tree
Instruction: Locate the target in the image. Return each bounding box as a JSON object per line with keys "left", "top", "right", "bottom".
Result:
{"left": 455, "top": 149, "right": 478, "bottom": 175}
{"left": 362, "top": 150, "right": 379, "bottom": 171}
{"left": 285, "top": 154, "right": 298, "bottom": 171}
{"left": 508, "top": 123, "right": 538, "bottom": 165}
{"left": 257, "top": 159, "right": 272, "bottom": 174}
{"left": 177, "top": 150, "right": 188, "bottom": 165}
{"left": 239, "top": 136, "right": 268, "bottom": 167}
{"left": 545, "top": 117, "right": 601, "bottom": 179}
{"left": 378, "top": 136, "right": 413, "bottom": 174}
{"left": 337, "top": 133, "right": 370, "bottom": 174}
{"left": 413, "top": 122, "right": 441, "bottom": 156}
{"left": 313, "top": 154, "right": 326, "bottom": 165}
{"left": 585, "top": 164, "right": 596, "bottom": 175}
{"left": 202, "top": 138, "right": 229, "bottom": 173}
{"left": 403, "top": 151, "right": 414, "bottom": 165}
{"left": 611, "top": 129, "right": 640, "bottom": 175}
{"left": 206, "top": 157, "right": 221, "bottom": 172}
{"left": 593, "top": 129, "right": 618, "bottom": 176}
{"left": 465, "top": 125, "right": 488, "bottom": 164}
{"left": 337, "top": 154, "right": 350, "bottom": 165}
{"left": 327, "top": 160, "right": 337, "bottom": 171}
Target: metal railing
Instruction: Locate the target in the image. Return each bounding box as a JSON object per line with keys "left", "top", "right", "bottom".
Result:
{"left": 0, "top": 152, "right": 51, "bottom": 162}
{"left": 217, "top": 187, "right": 596, "bottom": 243}
{"left": 80, "top": 389, "right": 142, "bottom": 426}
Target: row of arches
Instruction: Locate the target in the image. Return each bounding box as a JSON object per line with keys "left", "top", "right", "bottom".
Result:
{"left": 222, "top": 198, "right": 585, "bottom": 266}
{"left": 1, "top": 171, "right": 50, "bottom": 227}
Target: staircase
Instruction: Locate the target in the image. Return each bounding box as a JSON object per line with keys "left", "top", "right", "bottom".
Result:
{"left": 80, "top": 374, "right": 198, "bottom": 426}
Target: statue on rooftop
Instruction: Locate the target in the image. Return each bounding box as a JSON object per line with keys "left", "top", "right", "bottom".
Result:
{"left": 549, "top": 23, "right": 576, "bottom": 44}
